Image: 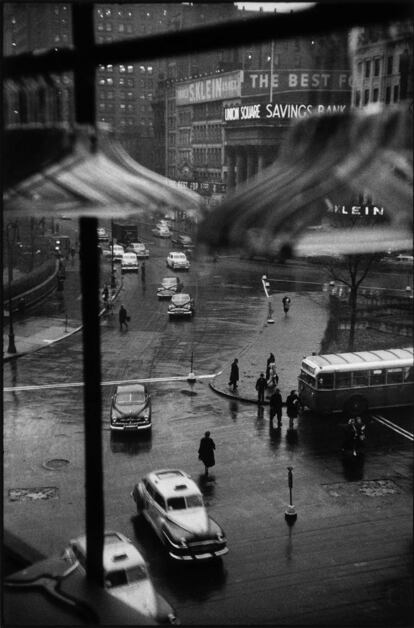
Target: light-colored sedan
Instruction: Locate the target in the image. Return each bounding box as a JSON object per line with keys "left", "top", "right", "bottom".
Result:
{"left": 152, "top": 225, "right": 172, "bottom": 238}
{"left": 131, "top": 469, "right": 228, "bottom": 561}
{"left": 166, "top": 252, "right": 190, "bottom": 271}
{"left": 127, "top": 242, "right": 149, "bottom": 258}
{"left": 64, "top": 531, "right": 178, "bottom": 624}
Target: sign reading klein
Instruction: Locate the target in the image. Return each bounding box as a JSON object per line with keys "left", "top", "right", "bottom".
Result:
{"left": 176, "top": 70, "right": 242, "bottom": 105}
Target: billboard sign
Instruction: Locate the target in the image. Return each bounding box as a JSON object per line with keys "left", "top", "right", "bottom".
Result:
{"left": 242, "top": 69, "right": 352, "bottom": 96}
{"left": 224, "top": 101, "right": 347, "bottom": 122}
{"left": 176, "top": 70, "right": 242, "bottom": 105}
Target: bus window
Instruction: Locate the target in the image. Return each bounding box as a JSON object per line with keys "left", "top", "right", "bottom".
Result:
{"left": 370, "top": 369, "right": 385, "bottom": 385}
{"left": 352, "top": 371, "right": 369, "bottom": 387}
{"left": 300, "top": 370, "right": 315, "bottom": 387}
{"left": 336, "top": 372, "right": 352, "bottom": 388}
{"left": 317, "top": 373, "right": 334, "bottom": 389}
{"left": 387, "top": 368, "right": 403, "bottom": 384}
{"left": 403, "top": 367, "right": 414, "bottom": 382}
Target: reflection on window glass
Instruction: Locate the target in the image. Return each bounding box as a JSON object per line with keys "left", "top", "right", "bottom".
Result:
{"left": 352, "top": 371, "right": 369, "bottom": 387}
{"left": 336, "top": 372, "right": 352, "bottom": 389}
{"left": 403, "top": 367, "right": 414, "bottom": 382}
{"left": 370, "top": 369, "right": 385, "bottom": 385}
{"left": 186, "top": 494, "right": 203, "bottom": 508}
{"left": 387, "top": 368, "right": 403, "bottom": 384}
{"left": 317, "top": 373, "right": 334, "bottom": 389}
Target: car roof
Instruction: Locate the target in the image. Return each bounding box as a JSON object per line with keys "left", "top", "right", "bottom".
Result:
{"left": 172, "top": 293, "right": 191, "bottom": 301}
{"left": 146, "top": 469, "right": 200, "bottom": 499}
{"left": 116, "top": 383, "right": 146, "bottom": 394}
{"left": 122, "top": 252, "right": 137, "bottom": 257}
{"left": 161, "top": 277, "right": 178, "bottom": 284}
{"left": 72, "top": 531, "right": 146, "bottom": 572}
{"left": 169, "top": 252, "right": 186, "bottom": 257}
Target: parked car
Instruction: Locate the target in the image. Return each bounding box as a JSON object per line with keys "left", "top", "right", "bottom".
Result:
{"left": 104, "top": 244, "right": 125, "bottom": 262}
{"left": 157, "top": 277, "right": 183, "bottom": 299}
{"left": 152, "top": 225, "right": 172, "bottom": 238}
{"left": 121, "top": 252, "right": 139, "bottom": 273}
{"left": 166, "top": 252, "right": 190, "bottom": 271}
{"left": 168, "top": 293, "right": 194, "bottom": 318}
{"left": 64, "top": 531, "right": 178, "bottom": 624}
{"left": 97, "top": 227, "right": 109, "bottom": 241}
{"left": 110, "top": 383, "right": 151, "bottom": 431}
{"left": 172, "top": 235, "right": 194, "bottom": 253}
{"left": 127, "top": 242, "right": 149, "bottom": 258}
{"left": 381, "top": 253, "right": 414, "bottom": 266}
{"left": 131, "top": 469, "right": 228, "bottom": 562}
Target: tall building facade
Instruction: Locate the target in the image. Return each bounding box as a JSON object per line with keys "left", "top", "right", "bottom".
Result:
{"left": 350, "top": 22, "right": 413, "bottom": 108}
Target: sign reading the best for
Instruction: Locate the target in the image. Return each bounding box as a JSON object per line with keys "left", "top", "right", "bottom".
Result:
{"left": 243, "top": 69, "right": 352, "bottom": 95}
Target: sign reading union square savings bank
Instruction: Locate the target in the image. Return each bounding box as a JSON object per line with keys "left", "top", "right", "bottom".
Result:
{"left": 176, "top": 70, "right": 242, "bottom": 105}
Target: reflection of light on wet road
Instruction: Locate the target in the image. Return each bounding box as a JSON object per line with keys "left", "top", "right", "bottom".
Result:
{"left": 371, "top": 414, "right": 414, "bottom": 441}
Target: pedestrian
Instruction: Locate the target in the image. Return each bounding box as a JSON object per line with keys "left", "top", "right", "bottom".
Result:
{"left": 198, "top": 431, "right": 216, "bottom": 477}
{"left": 266, "top": 353, "right": 276, "bottom": 380}
{"left": 282, "top": 295, "right": 291, "bottom": 315}
{"left": 228, "top": 358, "right": 239, "bottom": 392}
{"left": 70, "top": 246, "right": 76, "bottom": 264}
{"left": 119, "top": 305, "right": 129, "bottom": 331}
{"left": 141, "top": 261, "right": 146, "bottom": 281}
{"left": 286, "top": 390, "right": 299, "bottom": 425}
{"left": 269, "top": 387, "right": 283, "bottom": 426}
{"left": 255, "top": 372, "right": 267, "bottom": 405}
{"left": 267, "top": 361, "right": 279, "bottom": 388}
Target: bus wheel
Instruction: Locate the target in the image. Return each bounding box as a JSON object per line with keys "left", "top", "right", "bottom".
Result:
{"left": 344, "top": 396, "right": 368, "bottom": 417}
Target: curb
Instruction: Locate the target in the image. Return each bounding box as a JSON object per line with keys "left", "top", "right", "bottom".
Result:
{"left": 3, "top": 284, "right": 123, "bottom": 363}
{"left": 209, "top": 378, "right": 274, "bottom": 405}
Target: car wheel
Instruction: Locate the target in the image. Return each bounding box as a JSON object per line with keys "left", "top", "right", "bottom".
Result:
{"left": 343, "top": 395, "right": 368, "bottom": 417}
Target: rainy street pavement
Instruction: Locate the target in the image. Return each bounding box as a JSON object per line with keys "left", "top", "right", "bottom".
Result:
{"left": 3, "top": 225, "right": 413, "bottom": 626}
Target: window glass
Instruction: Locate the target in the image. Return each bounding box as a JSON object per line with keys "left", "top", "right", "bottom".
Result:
{"left": 167, "top": 497, "right": 186, "bottom": 510}
{"left": 317, "top": 373, "right": 334, "bottom": 389}
{"left": 403, "top": 367, "right": 414, "bottom": 382}
{"left": 336, "top": 372, "right": 352, "bottom": 388}
{"left": 387, "top": 368, "right": 403, "bottom": 384}
{"left": 126, "top": 565, "right": 147, "bottom": 582}
{"left": 105, "top": 570, "right": 127, "bottom": 588}
{"left": 186, "top": 494, "right": 203, "bottom": 508}
{"left": 370, "top": 369, "right": 386, "bottom": 385}
{"left": 352, "top": 371, "right": 369, "bottom": 387}
{"left": 153, "top": 492, "right": 165, "bottom": 509}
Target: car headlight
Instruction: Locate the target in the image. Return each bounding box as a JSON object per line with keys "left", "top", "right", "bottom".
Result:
{"left": 179, "top": 538, "right": 187, "bottom": 547}
{"left": 216, "top": 533, "right": 224, "bottom": 541}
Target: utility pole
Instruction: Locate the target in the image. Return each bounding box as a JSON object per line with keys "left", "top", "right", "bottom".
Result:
{"left": 269, "top": 40, "right": 274, "bottom": 103}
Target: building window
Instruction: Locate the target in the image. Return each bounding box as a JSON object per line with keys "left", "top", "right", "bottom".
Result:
{"left": 105, "top": 23, "right": 112, "bottom": 32}
{"left": 106, "top": 65, "right": 113, "bottom": 72}
{"left": 357, "top": 61, "right": 362, "bottom": 74}
{"left": 387, "top": 55, "right": 393, "bottom": 75}
{"left": 120, "top": 91, "right": 126, "bottom": 99}
{"left": 373, "top": 88, "right": 379, "bottom": 102}
{"left": 364, "top": 89, "right": 370, "bottom": 105}
{"left": 374, "top": 58, "right": 380, "bottom": 76}
{"left": 97, "top": 23, "right": 104, "bottom": 32}
{"left": 127, "top": 65, "right": 134, "bottom": 73}
{"left": 385, "top": 86, "right": 391, "bottom": 103}
{"left": 364, "top": 60, "right": 370, "bottom": 78}
{"left": 126, "top": 24, "right": 133, "bottom": 33}
{"left": 127, "top": 79, "right": 134, "bottom": 87}
{"left": 393, "top": 85, "right": 399, "bottom": 102}
{"left": 118, "top": 24, "right": 125, "bottom": 32}
{"left": 106, "top": 78, "right": 113, "bottom": 85}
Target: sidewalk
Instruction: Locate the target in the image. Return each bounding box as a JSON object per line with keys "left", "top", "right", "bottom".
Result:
{"left": 210, "top": 291, "right": 329, "bottom": 404}
{"left": 3, "top": 258, "right": 121, "bottom": 362}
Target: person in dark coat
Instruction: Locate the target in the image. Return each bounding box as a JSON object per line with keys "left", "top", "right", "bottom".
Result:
{"left": 286, "top": 390, "right": 299, "bottom": 421}
{"left": 229, "top": 358, "right": 239, "bottom": 392}
{"left": 282, "top": 295, "right": 291, "bottom": 315}
{"left": 119, "top": 305, "right": 128, "bottom": 331}
{"left": 198, "top": 431, "right": 216, "bottom": 476}
{"left": 255, "top": 373, "right": 267, "bottom": 405}
{"left": 269, "top": 388, "right": 283, "bottom": 426}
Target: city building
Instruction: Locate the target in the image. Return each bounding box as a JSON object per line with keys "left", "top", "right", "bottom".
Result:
{"left": 350, "top": 22, "right": 413, "bottom": 108}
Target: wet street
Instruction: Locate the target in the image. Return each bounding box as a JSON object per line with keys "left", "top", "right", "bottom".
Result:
{"left": 3, "top": 227, "right": 413, "bottom": 625}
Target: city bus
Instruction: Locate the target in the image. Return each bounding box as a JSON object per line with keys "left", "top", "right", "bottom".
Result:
{"left": 298, "top": 347, "right": 414, "bottom": 416}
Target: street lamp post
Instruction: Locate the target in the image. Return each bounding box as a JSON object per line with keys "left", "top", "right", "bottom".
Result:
{"left": 7, "top": 222, "right": 19, "bottom": 354}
